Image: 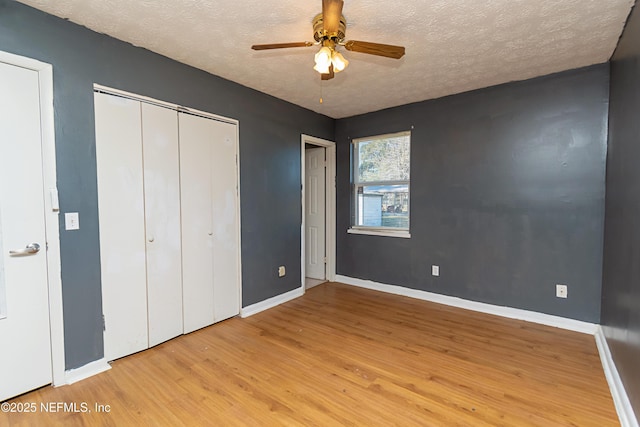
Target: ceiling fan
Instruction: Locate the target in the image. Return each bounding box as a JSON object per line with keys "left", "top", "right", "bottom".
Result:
{"left": 251, "top": 0, "right": 405, "bottom": 81}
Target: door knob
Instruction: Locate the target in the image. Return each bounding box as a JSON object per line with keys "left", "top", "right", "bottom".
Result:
{"left": 9, "top": 242, "right": 40, "bottom": 256}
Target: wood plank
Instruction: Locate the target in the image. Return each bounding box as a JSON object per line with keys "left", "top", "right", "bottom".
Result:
{"left": 0, "top": 283, "right": 619, "bottom": 426}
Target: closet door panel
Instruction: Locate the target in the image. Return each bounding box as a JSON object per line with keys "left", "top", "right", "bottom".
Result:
{"left": 141, "top": 103, "right": 183, "bottom": 347}
{"left": 94, "top": 93, "right": 148, "bottom": 361}
{"left": 179, "top": 113, "right": 215, "bottom": 333}
{"left": 210, "top": 121, "right": 240, "bottom": 322}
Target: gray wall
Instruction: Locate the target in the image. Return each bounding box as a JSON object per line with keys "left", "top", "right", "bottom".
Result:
{"left": 335, "top": 65, "right": 609, "bottom": 322}
{"left": 601, "top": 3, "right": 640, "bottom": 418}
{"left": 0, "top": 0, "right": 333, "bottom": 369}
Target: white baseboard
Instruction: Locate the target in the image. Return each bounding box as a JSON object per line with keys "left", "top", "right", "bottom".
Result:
{"left": 595, "top": 327, "right": 639, "bottom": 427}
{"left": 64, "top": 358, "right": 111, "bottom": 385}
{"left": 335, "top": 275, "right": 598, "bottom": 334}
{"left": 240, "top": 286, "right": 304, "bottom": 318}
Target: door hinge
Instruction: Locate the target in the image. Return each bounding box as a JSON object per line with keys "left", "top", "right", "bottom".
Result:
{"left": 323, "top": 257, "right": 328, "bottom": 264}
{"left": 102, "top": 314, "right": 106, "bottom": 331}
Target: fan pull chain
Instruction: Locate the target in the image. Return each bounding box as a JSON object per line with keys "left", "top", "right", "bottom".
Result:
{"left": 319, "top": 79, "right": 323, "bottom": 104}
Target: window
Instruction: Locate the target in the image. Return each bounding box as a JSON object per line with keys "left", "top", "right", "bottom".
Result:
{"left": 350, "top": 131, "right": 410, "bottom": 238}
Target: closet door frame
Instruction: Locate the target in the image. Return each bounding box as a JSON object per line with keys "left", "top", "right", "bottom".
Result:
{"left": 93, "top": 84, "right": 242, "bottom": 354}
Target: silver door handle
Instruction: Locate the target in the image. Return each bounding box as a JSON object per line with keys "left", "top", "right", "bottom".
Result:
{"left": 9, "top": 243, "right": 40, "bottom": 256}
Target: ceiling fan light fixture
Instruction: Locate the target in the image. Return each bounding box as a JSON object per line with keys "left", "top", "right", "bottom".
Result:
{"left": 314, "top": 46, "right": 348, "bottom": 75}
{"left": 332, "top": 50, "right": 348, "bottom": 72}
{"left": 314, "top": 46, "right": 332, "bottom": 68}
{"left": 313, "top": 62, "right": 331, "bottom": 74}
{"left": 252, "top": 0, "right": 405, "bottom": 81}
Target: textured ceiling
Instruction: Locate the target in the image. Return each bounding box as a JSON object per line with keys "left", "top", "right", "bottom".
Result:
{"left": 17, "top": 0, "right": 634, "bottom": 118}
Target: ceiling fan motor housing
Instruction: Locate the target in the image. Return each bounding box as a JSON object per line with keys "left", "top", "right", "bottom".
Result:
{"left": 313, "top": 13, "right": 346, "bottom": 42}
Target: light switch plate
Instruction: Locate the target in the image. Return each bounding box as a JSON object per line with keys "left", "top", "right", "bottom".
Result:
{"left": 65, "top": 212, "right": 80, "bottom": 230}
{"left": 432, "top": 265, "right": 440, "bottom": 277}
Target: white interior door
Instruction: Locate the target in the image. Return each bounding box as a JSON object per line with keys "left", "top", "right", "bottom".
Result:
{"left": 141, "top": 103, "right": 183, "bottom": 347}
{"left": 95, "top": 93, "right": 149, "bottom": 361}
{"left": 180, "top": 113, "right": 240, "bottom": 332}
{"left": 210, "top": 120, "right": 240, "bottom": 322}
{"left": 0, "top": 62, "right": 52, "bottom": 401}
{"left": 179, "top": 113, "right": 215, "bottom": 333}
{"left": 305, "top": 147, "right": 326, "bottom": 280}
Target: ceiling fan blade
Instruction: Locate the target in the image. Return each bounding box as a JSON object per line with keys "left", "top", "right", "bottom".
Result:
{"left": 323, "top": 0, "right": 344, "bottom": 36}
{"left": 251, "top": 42, "right": 314, "bottom": 50}
{"left": 321, "top": 64, "right": 335, "bottom": 80}
{"left": 344, "top": 40, "right": 405, "bottom": 59}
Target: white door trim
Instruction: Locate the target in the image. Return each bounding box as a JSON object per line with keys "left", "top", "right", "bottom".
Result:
{"left": 301, "top": 134, "right": 336, "bottom": 289}
{"left": 93, "top": 84, "right": 239, "bottom": 126}
{"left": 0, "top": 50, "right": 65, "bottom": 386}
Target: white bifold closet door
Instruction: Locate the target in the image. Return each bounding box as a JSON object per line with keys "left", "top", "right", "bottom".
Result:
{"left": 141, "top": 103, "right": 183, "bottom": 347}
{"left": 179, "top": 113, "right": 240, "bottom": 333}
{"left": 95, "top": 94, "right": 148, "bottom": 361}
{"left": 95, "top": 93, "right": 183, "bottom": 361}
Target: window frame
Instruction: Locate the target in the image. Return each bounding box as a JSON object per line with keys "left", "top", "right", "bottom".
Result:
{"left": 350, "top": 131, "right": 411, "bottom": 238}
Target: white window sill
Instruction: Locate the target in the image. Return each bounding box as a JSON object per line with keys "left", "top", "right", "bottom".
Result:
{"left": 347, "top": 228, "right": 411, "bottom": 239}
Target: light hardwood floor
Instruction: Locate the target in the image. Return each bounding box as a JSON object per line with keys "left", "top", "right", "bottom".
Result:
{"left": 1, "top": 282, "right": 618, "bottom": 426}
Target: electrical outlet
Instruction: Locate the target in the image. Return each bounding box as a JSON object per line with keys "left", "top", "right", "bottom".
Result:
{"left": 432, "top": 265, "right": 440, "bottom": 277}
{"left": 278, "top": 266, "right": 286, "bottom": 277}
{"left": 556, "top": 284, "right": 568, "bottom": 298}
